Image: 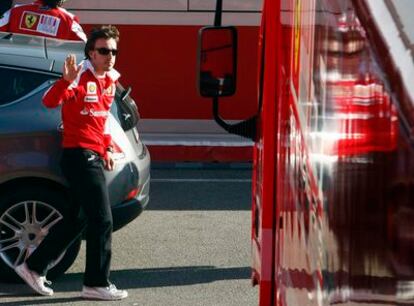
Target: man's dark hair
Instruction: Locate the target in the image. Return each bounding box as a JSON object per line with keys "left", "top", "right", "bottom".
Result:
{"left": 0, "top": 0, "right": 12, "bottom": 16}
{"left": 42, "top": 0, "right": 64, "bottom": 8}
{"left": 84, "top": 25, "right": 120, "bottom": 59}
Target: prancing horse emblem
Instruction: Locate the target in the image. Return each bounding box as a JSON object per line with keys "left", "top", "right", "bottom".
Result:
{"left": 25, "top": 14, "right": 37, "bottom": 28}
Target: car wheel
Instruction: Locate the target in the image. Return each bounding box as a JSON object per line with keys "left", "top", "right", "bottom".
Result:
{"left": 0, "top": 185, "right": 81, "bottom": 282}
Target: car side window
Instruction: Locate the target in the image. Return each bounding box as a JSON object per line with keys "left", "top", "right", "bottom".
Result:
{"left": 0, "top": 67, "right": 54, "bottom": 106}
{"left": 114, "top": 84, "right": 140, "bottom": 131}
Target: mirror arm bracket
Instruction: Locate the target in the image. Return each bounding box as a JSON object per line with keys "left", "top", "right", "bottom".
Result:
{"left": 212, "top": 97, "right": 257, "bottom": 141}
{"left": 214, "top": 0, "right": 223, "bottom": 27}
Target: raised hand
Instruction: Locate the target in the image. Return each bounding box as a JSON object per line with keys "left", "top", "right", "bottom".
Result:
{"left": 63, "top": 54, "right": 81, "bottom": 83}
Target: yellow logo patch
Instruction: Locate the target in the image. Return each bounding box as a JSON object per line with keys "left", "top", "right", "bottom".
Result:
{"left": 25, "top": 14, "right": 38, "bottom": 29}
{"left": 87, "top": 82, "right": 97, "bottom": 95}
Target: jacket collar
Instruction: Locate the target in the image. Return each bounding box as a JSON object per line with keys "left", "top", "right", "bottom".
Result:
{"left": 83, "top": 59, "right": 121, "bottom": 82}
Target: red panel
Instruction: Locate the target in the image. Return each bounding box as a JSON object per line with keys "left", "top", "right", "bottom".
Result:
{"left": 147, "top": 145, "right": 252, "bottom": 161}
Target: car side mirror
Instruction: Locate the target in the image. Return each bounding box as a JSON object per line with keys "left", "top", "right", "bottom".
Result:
{"left": 197, "top": 26, "right": 237, "bottom": 98}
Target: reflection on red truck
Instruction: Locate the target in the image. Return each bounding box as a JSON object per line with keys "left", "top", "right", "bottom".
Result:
{"left": 199, "top": 0, "right": 414, "bottom": 305}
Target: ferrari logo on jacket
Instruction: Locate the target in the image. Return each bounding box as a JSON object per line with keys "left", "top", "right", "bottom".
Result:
{"left": 104, "top": 84, "right": 115, "bottom": 97}
{"left": 19, "top": 11, "right": 60, "bottom": 36}
{"left": 24, "top": 13, "right": 38, "bottom": 29}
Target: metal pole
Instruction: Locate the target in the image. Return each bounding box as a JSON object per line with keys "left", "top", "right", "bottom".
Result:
{"left": 214, "top": 0, "right": 223, "bottom": 26}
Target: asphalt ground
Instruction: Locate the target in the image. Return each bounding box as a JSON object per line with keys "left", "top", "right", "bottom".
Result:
{"left": 0, "top": 163, "right": 258, "bottom": 305}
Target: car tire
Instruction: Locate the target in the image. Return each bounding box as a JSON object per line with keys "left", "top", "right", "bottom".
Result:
{"left": 0, "top": 185, "right": 81, "bottom": 282}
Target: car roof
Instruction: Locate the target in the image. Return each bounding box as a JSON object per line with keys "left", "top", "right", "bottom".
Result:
{"left": 0, "top": 32, "right": 84, "bottom": 74}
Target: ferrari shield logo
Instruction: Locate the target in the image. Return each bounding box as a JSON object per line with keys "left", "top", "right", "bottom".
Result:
{"left": 104, "top": 84, "right": 115, "bottom": 96}
{"left": 25, "top": 14, "right": 38, "bottom": 29}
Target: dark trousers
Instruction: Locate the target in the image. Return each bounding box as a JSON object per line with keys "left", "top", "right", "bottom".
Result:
{"left": 26, "top": 148, "right": 112, "bottom": 287}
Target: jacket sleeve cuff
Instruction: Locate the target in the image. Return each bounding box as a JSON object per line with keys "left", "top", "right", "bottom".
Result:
{"left": 103, "top": 134, "right": 112, "bottom": 149}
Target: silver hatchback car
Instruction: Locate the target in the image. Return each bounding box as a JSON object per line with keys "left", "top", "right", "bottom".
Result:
{"left": 0, "top": 33, "right": 150, "bottom": 281}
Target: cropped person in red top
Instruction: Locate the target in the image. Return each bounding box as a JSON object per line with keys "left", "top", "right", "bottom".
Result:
{"left": 14, "top": 25, "right": 128, "bottom": 301}
{"left": 0, "top": 0, "right": 86, "bottom": 41}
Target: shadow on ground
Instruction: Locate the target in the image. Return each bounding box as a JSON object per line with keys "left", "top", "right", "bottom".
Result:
{"left": 0, "top": 265, "right": 251, "bottom": 305}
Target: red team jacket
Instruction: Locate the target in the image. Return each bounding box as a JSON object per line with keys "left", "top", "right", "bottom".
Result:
{"left": 43, "top": 60, "right": 121, "bottom": 157}
{"left": 0, "top": 0, "right": 86, "bottom": 41}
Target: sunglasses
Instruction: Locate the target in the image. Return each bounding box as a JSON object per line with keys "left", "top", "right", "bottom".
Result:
{"left": 95, "top": 47, "right": 118, "bottom": 56}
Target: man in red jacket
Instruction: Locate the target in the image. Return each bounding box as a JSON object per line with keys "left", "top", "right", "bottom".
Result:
{"left": 0, "top": 0, "right": 86, "bottom": 41}
{"left": 14, "top": 25, "right": 128, "bottom": 301}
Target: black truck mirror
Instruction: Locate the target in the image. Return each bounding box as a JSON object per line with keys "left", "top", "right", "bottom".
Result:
{"left": 197, "top": 26, "right": 237, "bottom": 97}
